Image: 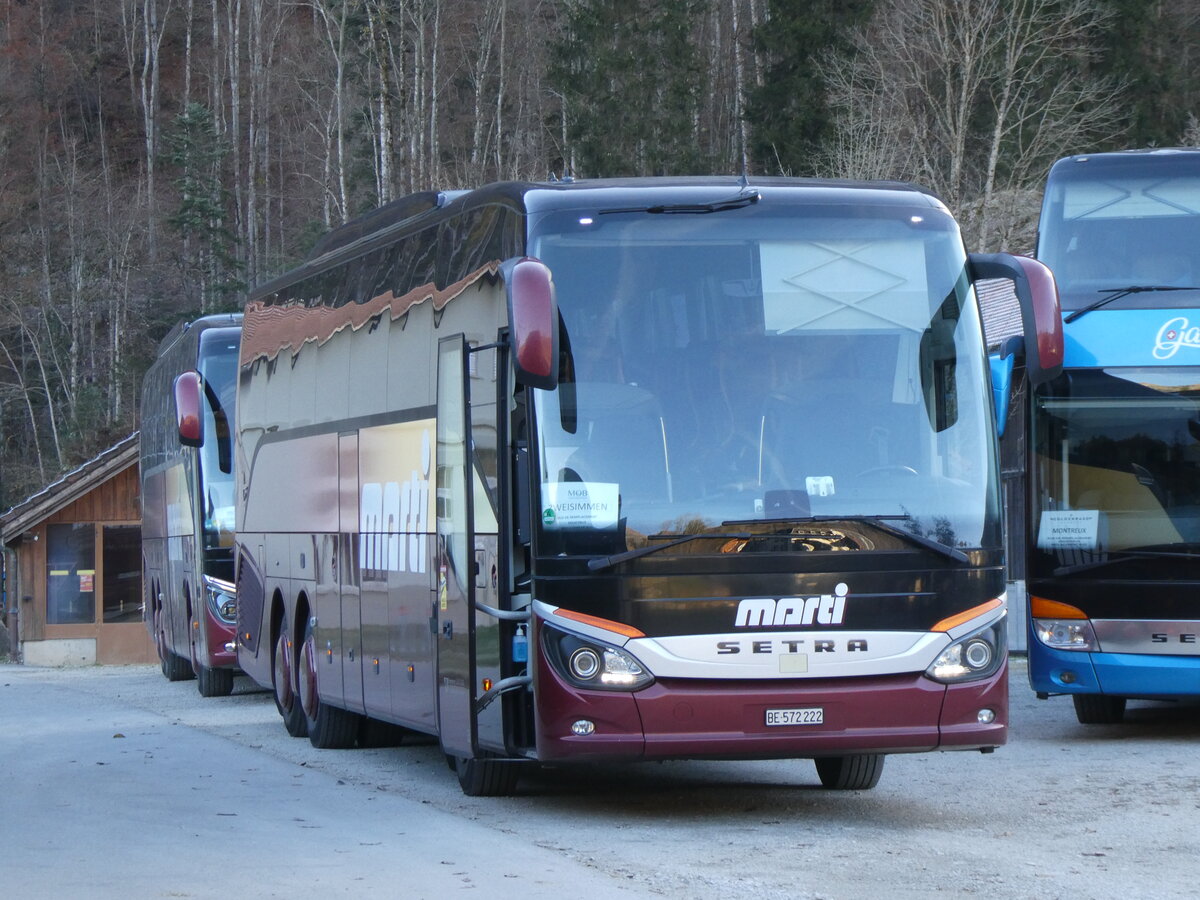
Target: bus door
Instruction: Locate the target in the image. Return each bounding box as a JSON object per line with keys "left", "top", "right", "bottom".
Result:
{"left": 338, "top": 432, "right": 366, "bottom": 714}
{"left": 435, "top": 335, "right": 478, "bottom": 757}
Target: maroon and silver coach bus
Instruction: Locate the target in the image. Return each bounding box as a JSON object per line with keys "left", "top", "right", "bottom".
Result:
{"left": 234, "top": 177, "right": 1062, "bottom": 794}
{"left": 141, "top": 313, "right": 241, "bottom": 696}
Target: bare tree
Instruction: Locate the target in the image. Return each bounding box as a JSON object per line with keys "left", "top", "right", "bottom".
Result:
{"left": 822, "top": 0, "right": 1125, "bottom": 250}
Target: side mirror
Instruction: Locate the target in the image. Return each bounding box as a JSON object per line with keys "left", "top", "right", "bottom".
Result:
{"left": 174, "top": 371, "right": 204, "bottom": 447}
{"left": 969, "top": 253, "right": 1064, "bottom": 386}
{"left": 503, "top": 256, "right": 559, "bottom": 390}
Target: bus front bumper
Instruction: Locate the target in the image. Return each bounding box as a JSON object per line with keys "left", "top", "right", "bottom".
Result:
{"left": 534, "top": 662, "right": 1008, "bottom": 761}
{"left": 1028, "top": 642, "right": 1200, "bottom": 698}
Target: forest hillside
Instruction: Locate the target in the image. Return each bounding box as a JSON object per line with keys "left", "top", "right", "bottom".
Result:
{"left": 1, "top": 0, "right": 1197, "bottom": 504}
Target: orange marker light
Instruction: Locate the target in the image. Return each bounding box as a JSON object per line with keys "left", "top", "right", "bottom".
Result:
{"left": 555, "top": 608, "right": 645, "bottom": 639}
{"left": 932, "top": 598, "right": 1004, "bottom": 632}
{"left": 1029, "top": 596, "right": 1087, "bottom": 619}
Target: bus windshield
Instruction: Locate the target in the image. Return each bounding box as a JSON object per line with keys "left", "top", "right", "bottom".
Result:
{"left": 1031, "top": 367, "right": 1200, "bottom": 578}
{"left": 1038, "top": 154, "right": 1200, "bottom": 312}
{"left": 197, "top": 329, "right": 238, "bottom": 556}
{"left": 529, "top": 203, "right": 998, "bottom": 555}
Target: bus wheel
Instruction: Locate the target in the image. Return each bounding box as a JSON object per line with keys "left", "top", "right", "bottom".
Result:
{"left": 1073, "top": 694, "right": 1126, "bottom": 725}
{"left": 196, "top": 665, "right": 234, "bottom": 698}
{"left": 814, "top": 754, "right": 885, "bottom": 790}
{"left": 454, "top": 755, "right": 521, "bottom": 797}
{"left": 156, "top": 607, "right": 193, "bottom": 682}
{"left": 299, "top": 619, "right": 359, "bottom": 749}
{"left": 162, "top": 650, "right": 193, "bottom": 681}
{"left": 273, "top": 616, "right": 308, "bottom": 737}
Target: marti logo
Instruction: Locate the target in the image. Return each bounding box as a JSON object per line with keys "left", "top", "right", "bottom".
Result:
{"left": 734, "top": 583, "right": 849, "bottom": 628}
{"left": 359, "top": 430, "right": 432, "bottom": 576}
{"left": 1154, "top": 317, "right": 1200, "bottom": 359}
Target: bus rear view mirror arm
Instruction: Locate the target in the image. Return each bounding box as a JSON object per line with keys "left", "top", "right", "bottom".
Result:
{"left": 969, "top": 252, "right": 1064, "bottom": 386}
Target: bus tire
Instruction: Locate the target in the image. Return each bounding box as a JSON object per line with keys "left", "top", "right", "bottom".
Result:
{"left": 1073, "top": 694, "right": 1125, "bottom": 725}
{"left": 196, "top": 664, "right": 234, "bottom": 698}
{"left": 273, "top": 614, "right": 308, "bottom": 737}
{"left": 300, "top": 619, "right": 359, "bottom": 749}
{"left": 454, "top": 755, "right": 521, "bottom": 797}
{"left": 156, "top": 606, "right": 193, "bottom": 682}
{"left": 162, "top": 648, "right": 193, "bottom": 682}
{"left": 814, "top": 754, "right": 885, "bottom": 790}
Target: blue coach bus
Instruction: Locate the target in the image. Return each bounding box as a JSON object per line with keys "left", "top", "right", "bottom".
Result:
{"left": 1029, "top": 149, "right": 1200, "bottom": 723}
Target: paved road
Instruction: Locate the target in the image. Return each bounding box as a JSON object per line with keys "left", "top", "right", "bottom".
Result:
{"left": 2, "top": 658, "right": 1198, "bottom": 898}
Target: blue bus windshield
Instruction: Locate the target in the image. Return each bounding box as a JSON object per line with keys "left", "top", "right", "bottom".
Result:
{"left": 1038, "top": 154, "right": 1200, "bottom": 312}
{"left": 1031, "top": 367, "right": 1200, "bottom": 577}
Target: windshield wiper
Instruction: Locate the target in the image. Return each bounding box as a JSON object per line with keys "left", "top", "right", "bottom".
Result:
{"left": 587, "top": 532, "right": 752, "bottom": 571}
{"left": 599, "top": 189, "right": 759, "bottom": 216}
{"left": 722, "top": 514, "right": 971, "bottom": 563}
{"left": 1064, "top": 285, "right": 1200, "bottom": 324}
{"left": 1053, "top": 547, "right": 1200, "bottom": 577}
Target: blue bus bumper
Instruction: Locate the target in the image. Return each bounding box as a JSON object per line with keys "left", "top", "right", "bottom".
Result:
{"left": 1027, "top": 640, "right": 1200, "bottom": 698}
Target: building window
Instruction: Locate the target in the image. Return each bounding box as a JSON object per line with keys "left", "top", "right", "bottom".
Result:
{"left": 103, "top": 525, "right": 142, "bottom": 623}
{"left": 47, "top": 523, "right": 96, "bottom": 625}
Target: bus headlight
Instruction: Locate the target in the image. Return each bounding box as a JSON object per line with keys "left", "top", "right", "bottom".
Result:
{"left": 1032, "top": 618, "right": 1097, "bottom": 651}
{"left": 203, "top": 575, "right": 237, "bottom": 625}
{"left": 926, "top": 614, "right": 1007, "bottom": 683}
{"left": 542, "top": 624, "right": 654, "bottom": 692}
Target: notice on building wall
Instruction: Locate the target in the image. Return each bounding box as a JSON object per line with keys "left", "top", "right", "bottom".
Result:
{"left": 1037, "top": 510, "right": 1102, "bottom": 551}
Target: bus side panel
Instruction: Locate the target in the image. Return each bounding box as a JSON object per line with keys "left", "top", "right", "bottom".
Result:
{"left": 312, "top": 532, "right": 347, "bottom": 709}
{"left": 474, "top": 533, "right": 506, "bottom": 753}
{"left": 164, "top": 458, "right": 197, "bottom": 662}
{"left": 384, "top": 548, "right": 438, "bottom": 731}
{"left": 141, "top": 467, "right": 167, "bottom": 648}
{"left": 234, "top": 539, "right": 267, "bottom": 678}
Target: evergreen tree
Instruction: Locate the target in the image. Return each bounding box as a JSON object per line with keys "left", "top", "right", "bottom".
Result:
{"left": 1092, "top": 1, "right": 1200, "bottom": 148}
{"left": 746, "top": 0, "right": 875, "bottom": 176}
{"left": 163, "top": 103, "right": 242, "bottom": 314}
{"left": 551, "top": 0, "right": 716, "bottom": 177}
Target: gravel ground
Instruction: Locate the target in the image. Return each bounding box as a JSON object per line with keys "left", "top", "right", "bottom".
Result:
{"left": 3, "top": 657, "right": 1199, "bottom": 898}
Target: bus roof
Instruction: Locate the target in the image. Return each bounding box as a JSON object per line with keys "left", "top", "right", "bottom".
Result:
{"left": 154, "top": 312, "right": 243, "bottom": 357}
{"left": 1048, "top": 147, "right": 1200, "bottom": 174}
{"left": 258, "top": 176, "right": 948, "bottom": 303}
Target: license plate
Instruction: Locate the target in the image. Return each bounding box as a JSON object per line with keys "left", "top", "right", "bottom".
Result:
{"left": 765, "top": 707, "right": 824, "bottom": 726}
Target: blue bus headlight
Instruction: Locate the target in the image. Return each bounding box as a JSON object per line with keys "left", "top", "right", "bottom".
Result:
{"left": 203, "top": 575, "right": 237, "bottom": 625}
{"left": 1032, "top": 618, "right": 1096, "bottom": 651}
{"left": 542, "top": 624, "right": 654, "bottom": 691}
{"left": 926, "top": 615, "right": 1007, "bottom": 683}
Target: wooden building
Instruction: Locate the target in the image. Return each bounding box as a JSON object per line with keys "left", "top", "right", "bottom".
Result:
{"left": 0, "top": 434, "right": 153, "bottom": 665}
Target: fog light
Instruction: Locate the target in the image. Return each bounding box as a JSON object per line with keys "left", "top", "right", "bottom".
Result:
{"left": 571, "top": 719, "right": 595, "bottom": 736}
{"left": 1060, "top": 670, "right": 1078, "bottom": 684}
{"left": 977, "top": 708, "right": 996, "bottom": 724}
